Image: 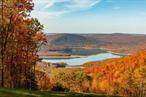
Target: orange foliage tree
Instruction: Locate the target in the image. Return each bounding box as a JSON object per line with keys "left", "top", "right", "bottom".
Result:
{"left": 0, "top": 0, "right": 46, "bottom": 89}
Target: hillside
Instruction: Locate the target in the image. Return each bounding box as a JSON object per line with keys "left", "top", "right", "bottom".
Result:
{"left": 85, "top": 33, "right": 146, "bottom": 53}
{"left": 47, "top": 34, "right": 98, "bottom": 46}
{"left": 40, "top": 33, "right": 146, "bottom": 56}
{"left": 83, "top": 50, "right": 146, "bottom": 96}
{"left": 40, "top": 33, "right": 102, "bottom": 51}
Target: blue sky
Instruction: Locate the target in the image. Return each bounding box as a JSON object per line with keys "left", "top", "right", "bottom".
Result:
{"left": 31, "top": 0, "right": 146, "bottom": 34}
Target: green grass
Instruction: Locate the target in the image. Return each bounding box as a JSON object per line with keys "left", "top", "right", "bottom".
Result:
{"left": 0, "top": 88, "right": 122, "bottom": 97}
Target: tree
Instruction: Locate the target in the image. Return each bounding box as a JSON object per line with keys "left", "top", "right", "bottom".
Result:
{"left": 52, "top": 69, "right": 91, "bottom": 92}
{"left": 0, "top": 0, "right": 46, "bottom": 89}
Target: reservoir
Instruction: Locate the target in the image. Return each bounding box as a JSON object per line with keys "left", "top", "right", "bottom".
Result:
{"left": 42, "top": 53, "right": 121, "bottom": 66}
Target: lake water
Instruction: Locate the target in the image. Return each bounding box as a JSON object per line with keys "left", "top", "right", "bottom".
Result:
{"left": 42, "top": 53, "right": 121, "bottom": 66}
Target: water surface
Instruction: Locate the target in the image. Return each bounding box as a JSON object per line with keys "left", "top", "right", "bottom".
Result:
{"left": 42, "top": 53, "right": 121, "bottom": 66}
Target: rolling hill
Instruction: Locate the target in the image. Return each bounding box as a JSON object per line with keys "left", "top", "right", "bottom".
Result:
{"left": 46, "top": 34, "right": 97, "bottom": 46}
{"left": 40, "top": 33, "right": 146, "bottom": 56}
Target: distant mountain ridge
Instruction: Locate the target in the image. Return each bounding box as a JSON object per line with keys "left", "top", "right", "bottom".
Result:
{"left": 47, "top": 34, "right": 96, "bottom": 46}
{"left": 40, "top": 33, "right": 146, "bottom": 54}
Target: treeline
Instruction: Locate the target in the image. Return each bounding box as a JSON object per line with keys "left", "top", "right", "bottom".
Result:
{"left": 0, "top": 0, "right": 46, "bottom": 89}
{"left": 38, "top": 51, "right": 146, "bottom": 97}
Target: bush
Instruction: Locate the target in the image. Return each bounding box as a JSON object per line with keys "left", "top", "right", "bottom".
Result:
{"left": 52, "top": 83, "right": 69, "bottom": 92}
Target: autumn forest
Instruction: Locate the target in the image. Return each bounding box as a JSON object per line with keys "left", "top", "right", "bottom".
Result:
{"left": 0, "top": 0, "right": 146, "bottom": 97}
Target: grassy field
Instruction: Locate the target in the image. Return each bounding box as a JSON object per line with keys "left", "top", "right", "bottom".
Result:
{"left": 0, "top": 88, "right": 122, "bottom": 97}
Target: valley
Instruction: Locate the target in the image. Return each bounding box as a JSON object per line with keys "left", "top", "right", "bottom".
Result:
{"left": 38, "top": 33, "right": 146, "bottom": 66}
{"left": 39, "top": 33, "right": 146, "bottom": 58}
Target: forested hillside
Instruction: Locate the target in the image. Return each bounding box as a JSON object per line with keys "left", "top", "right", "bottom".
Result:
{"left": 40, "top": 33, "right": 146, "bottom": 55}
{"left": 84, "top": 50, "right": 146, "bottom": 96}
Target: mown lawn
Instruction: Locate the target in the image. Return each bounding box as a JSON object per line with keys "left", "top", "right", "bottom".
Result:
{"left": 0, "top": 88, "right": 122, "bottom": 97}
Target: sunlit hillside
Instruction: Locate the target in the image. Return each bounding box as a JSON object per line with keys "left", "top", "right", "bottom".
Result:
{"left": 84, "top": 50, "right": 146, "bottom": 96}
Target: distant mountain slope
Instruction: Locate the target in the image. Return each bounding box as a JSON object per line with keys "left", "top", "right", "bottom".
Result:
{"left": 40, "top": 33, "right": 146, "bottom": 54}
{"left": 84, "top": 33, "right": 146, "bottom": 45}
{"left": 84, "top": 33, "right": 146, "bottom": 53}
{"left": 46, "top": 34, "right": 96, "bottom": 46}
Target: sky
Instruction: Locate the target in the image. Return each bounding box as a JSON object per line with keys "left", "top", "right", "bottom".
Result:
{"left": 31, "top": 0, "right": 146, "bottom": 34}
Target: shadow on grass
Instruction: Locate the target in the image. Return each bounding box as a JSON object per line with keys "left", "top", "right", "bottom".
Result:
{"left": 0, "top": 88, "right": 122, "bottom": 97}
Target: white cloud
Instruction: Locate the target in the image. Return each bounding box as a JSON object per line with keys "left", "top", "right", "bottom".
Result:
{"left": 33, "top": 0, "right": 69, "bottom": 9}
{"left": 66, "top": 0, "right": 101, "bottom": 10}
{"left": 44, "top": 0, "right": 69, "bottom": 9}
{"left": 32, "top": 0, "right": 70, "bottom": 19}
{"left": 31, "top": 10, "right": 68, "bottom": 19}
{"left": 31, "top": 0, "right": 102, "bottom": 19}
{"left": 33, "top": 0, "right": 101, "bottom": 9}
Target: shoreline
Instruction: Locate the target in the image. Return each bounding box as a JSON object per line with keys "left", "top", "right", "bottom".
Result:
{"left": 39, "top": 48, "right": 129, "bottom": 60}
{"left": 39, "top": 51, "right": 126, "bottom": 60}
{"left": 39, "top": 55, "right": 86, "bottom": 59}
{"left": 106, "top": 51, "right": 129, "bottom": 56}
{"left": 98, "top": 48, "right": 129, "bottom": 56}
